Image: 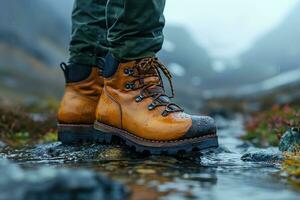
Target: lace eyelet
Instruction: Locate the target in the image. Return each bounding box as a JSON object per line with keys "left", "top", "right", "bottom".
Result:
{"left": 125, "top": 82, "right": 135, "bottom": 90}
{"left": 135, "top": 95, "right": 143, "bottom": 102}
{"left": 148, "top": 103, "right": 156, "bottom": 110}
{"left": 161, "top": 110, "right": 169, "bottom": 117}
{"left": 124, "top": 68, "right": 134, "bottom": 75}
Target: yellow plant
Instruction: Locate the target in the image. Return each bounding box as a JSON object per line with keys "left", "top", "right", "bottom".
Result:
{"left": 40, "top": 131, "right": 58, "bottom": 143}
{"left": 283, "top": 151, "right": 300, "bottom": 176}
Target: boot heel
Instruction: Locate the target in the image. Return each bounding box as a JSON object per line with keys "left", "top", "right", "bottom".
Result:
{"left": 57, "top": 124, "right": 112, "bottom": 144}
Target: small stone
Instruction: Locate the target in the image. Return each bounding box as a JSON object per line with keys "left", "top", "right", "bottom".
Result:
{"left": 279, "top": 128, "right": 300, "bottom": 152}
{"left": 241, "top": 147, "right": 283, "bottom": 162}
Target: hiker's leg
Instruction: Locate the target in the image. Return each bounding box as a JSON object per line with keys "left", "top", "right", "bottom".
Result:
{"left": 106, "top": 0, "right": 166, "bottom": 61}
{"left": 69, "top": 0, "right": 108, "bottom": 67}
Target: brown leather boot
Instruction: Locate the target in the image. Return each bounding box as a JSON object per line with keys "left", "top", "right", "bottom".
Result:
{"left": 94, "top": 55, "right": 218, "bottom": 154}
{"left": 57, "top": 63, "right": 104, "bottom": 143}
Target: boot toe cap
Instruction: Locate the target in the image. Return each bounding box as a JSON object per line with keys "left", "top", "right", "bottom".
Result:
{"left": 180, "top": 116, "right": 217, "bottom": 140}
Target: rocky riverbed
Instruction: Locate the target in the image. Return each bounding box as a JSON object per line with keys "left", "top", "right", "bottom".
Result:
{"left": 0, "top": 116, "right": 299, "bottom": 200}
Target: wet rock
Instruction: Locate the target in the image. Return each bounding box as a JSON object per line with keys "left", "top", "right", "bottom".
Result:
{"left": 0, "top": 159, "right": 128, "bottom": 200}
{"left": 4, "top": 142, "right": 130, "bottom": 163}
{"left": 236, "top": 141, "right": 253, "bottom": 150}
{"left": 212, "top": 146, "right": 233, "bottom": 154}
{"left": 0, "top": 140, "right": 6, "bottom": 148}
{"left": 279, "top": 128, "right": 300, "bottom": 152}
{"left": 241, "top": 148, "right": 283, "bottom": 162}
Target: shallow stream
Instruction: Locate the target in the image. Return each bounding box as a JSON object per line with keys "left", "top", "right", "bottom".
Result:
{"left": 1, "top": 117, "right": 299, "bottom": 200}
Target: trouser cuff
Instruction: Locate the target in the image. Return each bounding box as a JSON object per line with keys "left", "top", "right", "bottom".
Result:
{"left": 69, "top": 53, "right": 105, "bottom": 69}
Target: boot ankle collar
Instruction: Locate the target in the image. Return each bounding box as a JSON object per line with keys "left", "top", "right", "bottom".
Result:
{"left": 103, "top": 53, "right": 120, "bottom": 78}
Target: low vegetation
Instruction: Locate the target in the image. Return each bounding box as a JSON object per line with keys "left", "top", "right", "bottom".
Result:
{"left": 243, "top": 104, "right": 300, "bottom": 186}
{"left": 283, "top": 152, "right": 300, "bottom": 176}
{"left": 0, "top": 106, "right": 57, "bottom": 146}
{"left": 243, "top": 105, "right": 300, "bottom": 147}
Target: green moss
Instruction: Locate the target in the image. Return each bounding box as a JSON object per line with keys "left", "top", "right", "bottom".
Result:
{"left": 242, "top": 105, "right": 300, "bottom": 147}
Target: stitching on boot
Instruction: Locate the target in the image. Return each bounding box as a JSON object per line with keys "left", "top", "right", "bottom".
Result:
{"left": 96, "top": 121, "right": 217, "bottom": 144}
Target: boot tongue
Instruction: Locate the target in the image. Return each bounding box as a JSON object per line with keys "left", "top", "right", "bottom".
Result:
{"left": 137, "top": 60, "right": 158, "bottom": 75}
{"left": 141, "top": 68, "right": 173, "bottom": 105}
{"left": 146, "top": 86, "right": 180, "bottom": 111}
{"left": 144, "top": 85, "right": 168, "bottom": 102}
{"left": 138, "top": 65, "right": 164, "bottom": 97}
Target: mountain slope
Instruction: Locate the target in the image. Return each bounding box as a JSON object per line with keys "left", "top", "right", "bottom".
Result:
{"left": 205, "top": 2, "right": 300, "bottom": 92}
{"left": 158, "top": 26, "right": 213, "bottom": 110}
{"left": 0, "top": 0, "right": 70, "bottom": 104}
{"left": 240, "top": 2, "right": 300, "bottom": 73}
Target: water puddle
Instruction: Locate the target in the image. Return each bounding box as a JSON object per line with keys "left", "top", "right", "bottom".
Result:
{"left": 1, "top": 117, "right": 299, "bottom": 200}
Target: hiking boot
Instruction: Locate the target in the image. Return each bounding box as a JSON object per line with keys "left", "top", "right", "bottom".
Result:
{"left": 94, "top": 54, "right": 218, "bottom": 154}
{"left": 57, "top": 63, "right": 103, "bottom": 144}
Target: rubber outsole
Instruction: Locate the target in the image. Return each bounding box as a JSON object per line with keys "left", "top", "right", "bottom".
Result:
{"left": 57, "top": 123, "right": 218, "bottom": 155}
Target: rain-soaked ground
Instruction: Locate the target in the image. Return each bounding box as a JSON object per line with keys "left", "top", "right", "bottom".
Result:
{"left": 1, "top": 116, "right": 300, "bottom": 200}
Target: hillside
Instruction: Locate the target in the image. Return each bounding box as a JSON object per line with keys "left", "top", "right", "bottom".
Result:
{"left": 0, "top": 0, "right": 70, "bottom": 105}
{"left": 241, "top": 2, "right": 300, "bottom": 73}
{"left": 205, "top": 2, "right": 300, "bottom": 93}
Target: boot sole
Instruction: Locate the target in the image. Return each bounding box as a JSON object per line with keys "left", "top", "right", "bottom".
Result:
{"left": 94, "top": 121, "right": 218, "bottom": 155}
{"left": 57, "top": 124, "right": 112, "bottom": 144}
{"left": 58, "top": 122, "right": 218, "bottom": 155}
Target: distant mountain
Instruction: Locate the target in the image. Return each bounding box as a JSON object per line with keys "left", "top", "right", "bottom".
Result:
{"left": 0, "top": 0, "right": 70, "bottom": 104}
{"left": 0, "top": 0, "right": 70, "bottom": 67}
{"left": 240, "top": 2, "right": 300, "bottom": 74}
{"left": 160, "top": 26, "right": 213, "bottom": 78}
{"left": 204, "top": 2, "right": 300, "bottom": 92}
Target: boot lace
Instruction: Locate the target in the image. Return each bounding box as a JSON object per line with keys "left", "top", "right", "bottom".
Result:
{"left": 124, "top": 57, "right": 184, "bottom": 116}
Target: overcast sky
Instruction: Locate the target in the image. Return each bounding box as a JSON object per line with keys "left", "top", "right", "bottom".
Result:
{"left": 165, "top": 0, "right": 299, "bottom": 58}
{"left": 49, "top": 0, "right": 299, "bottom": 59}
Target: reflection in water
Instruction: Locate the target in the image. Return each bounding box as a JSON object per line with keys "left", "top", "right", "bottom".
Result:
{"left": 1, "top": 117, "right": 299, "bottom": 200}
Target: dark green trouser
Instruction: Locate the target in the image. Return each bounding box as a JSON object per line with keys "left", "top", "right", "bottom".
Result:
{"left": 69, "top": 0, "right": 166, "bottom": 67}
